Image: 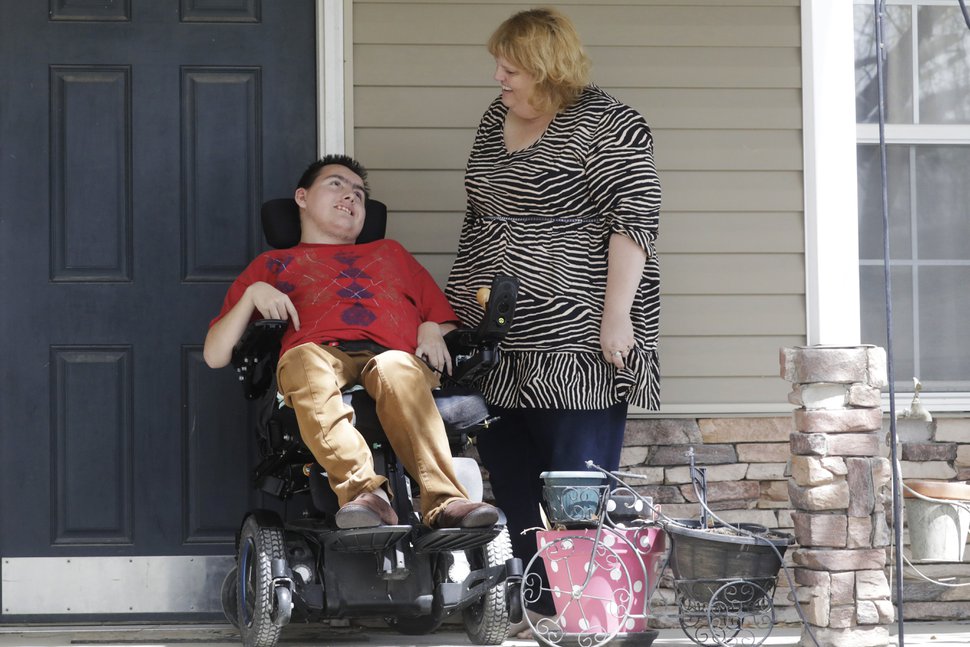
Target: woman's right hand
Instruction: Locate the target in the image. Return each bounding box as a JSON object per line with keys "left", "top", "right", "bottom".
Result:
{"left": 600, "top": 309, "right": 634, "bottom": 369}
{"left": 247, "top": 282, "right": 301, "bottom": 330}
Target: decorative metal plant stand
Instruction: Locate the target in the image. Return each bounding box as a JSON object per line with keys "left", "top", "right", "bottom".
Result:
{"left": 673, "top": 577, "right": 777, "bottom": 647}
{"left": 523, "top": 527, "right": 663, "bottom": 647}
{"left": 520, "top": 465, "right": 791, "bottom": 647}
{"left": 664, "top": 459, "right": 792, "bottom": 647}
{"left": 521, "top": 477, "right": 663, "bottom": 647}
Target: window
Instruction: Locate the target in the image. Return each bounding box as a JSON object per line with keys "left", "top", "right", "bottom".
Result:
{"left": 854, "top": 1, "right": 970, "bottom": 400}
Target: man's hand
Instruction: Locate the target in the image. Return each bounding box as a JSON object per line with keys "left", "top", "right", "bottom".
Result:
{"left": 416, "top": 321, "right": 453, "bottom": 375}
{"left": 203, "top": 281, "right": 300, "bottom": 369}
{"left": 248, "top": 282, "right": 301, "bottom": 330}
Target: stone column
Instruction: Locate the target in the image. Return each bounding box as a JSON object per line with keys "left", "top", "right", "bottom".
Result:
{"left": 780, "top": 346, "right": 894, "bottom": 647}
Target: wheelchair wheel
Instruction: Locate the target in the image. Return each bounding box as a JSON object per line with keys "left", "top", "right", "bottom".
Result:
{"left": 222, "top": 566, "right": 239, "bottom": 628}
{"left": 237, "top": 515, "right": 287, "bottom": 647}
{"left": 462, "top": 527, "right": 514, "bottom": 645}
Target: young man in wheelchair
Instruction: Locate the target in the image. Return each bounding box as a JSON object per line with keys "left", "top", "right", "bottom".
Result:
{"left": 203, "top": 154, "right": 499, "bottom": 531}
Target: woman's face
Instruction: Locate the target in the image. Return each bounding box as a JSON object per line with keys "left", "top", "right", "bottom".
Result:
{"left": 493, "top": 56, "right": 540, "bottom": 118}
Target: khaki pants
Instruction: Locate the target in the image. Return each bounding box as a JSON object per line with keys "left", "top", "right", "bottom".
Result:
{"left": 276, "top": 342, "right": 469, "bottom": 526}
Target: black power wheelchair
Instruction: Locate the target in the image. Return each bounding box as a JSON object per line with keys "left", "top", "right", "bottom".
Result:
{"left": 219, "top": 197, "right": 524, "bottom": 647}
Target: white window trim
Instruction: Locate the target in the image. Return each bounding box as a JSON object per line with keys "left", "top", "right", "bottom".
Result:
{"left": 858, "top": 124, "right": 970, "bottom": 143}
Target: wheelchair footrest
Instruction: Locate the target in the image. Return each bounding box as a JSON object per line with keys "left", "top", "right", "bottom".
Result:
{"left": 412, "top": 526, "right": 502, "bottom": 553}
{"left": 285, "top": 518, "right": 330, "bottom": 533}
{"left": 324, "top": 525, "right": 411, "bottom": 553}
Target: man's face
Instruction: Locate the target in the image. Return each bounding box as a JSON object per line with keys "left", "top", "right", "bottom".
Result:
{"left": 294, "top": 164, "right": 367, "bottom": 244}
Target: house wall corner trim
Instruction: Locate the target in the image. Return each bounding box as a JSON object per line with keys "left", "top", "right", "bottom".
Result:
{"left": 801, "top": 0, "right": 861, "bottom": 346}
{"left": 317, "top": 0, "right": 349, "bottom": 156}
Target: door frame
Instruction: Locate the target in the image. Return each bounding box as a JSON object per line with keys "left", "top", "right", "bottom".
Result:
{"left": 318, "top": 0, "right": 351, "bottom": 157}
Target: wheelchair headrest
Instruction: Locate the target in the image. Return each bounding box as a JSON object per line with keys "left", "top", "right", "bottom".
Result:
{"left": 260, "top": 198, "right": 388, "bottom": 248}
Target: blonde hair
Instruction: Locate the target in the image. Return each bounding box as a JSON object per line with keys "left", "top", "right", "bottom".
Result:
{"left": 487, "top": 7, "right": 591, "bottom": 114}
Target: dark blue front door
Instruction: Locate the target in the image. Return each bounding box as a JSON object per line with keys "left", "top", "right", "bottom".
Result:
{"left": 0, "top": 0, "right": 316, "bottom": 620}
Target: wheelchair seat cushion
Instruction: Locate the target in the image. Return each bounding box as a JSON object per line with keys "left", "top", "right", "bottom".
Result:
{"left": 347, "top": 385, "right": 490, "bottom": 446}
{"left": 431, "top": 385, "right": 492, "bottom": 434}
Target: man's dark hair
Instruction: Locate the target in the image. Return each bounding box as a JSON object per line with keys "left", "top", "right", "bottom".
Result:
{"left": 296, "top": 154, "right": 370, "bottom": 197}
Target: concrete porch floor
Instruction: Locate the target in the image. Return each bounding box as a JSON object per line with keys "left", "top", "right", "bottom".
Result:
{"left": 0, "top": 623, "right": 969, "bottom": 647}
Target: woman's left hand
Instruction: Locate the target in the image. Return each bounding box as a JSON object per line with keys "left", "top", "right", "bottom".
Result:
{"left": 416, "top": 321, "right": 453, "bottom": 375}
{"left": 600, "top": 310, "right": 635, "bottom": 369}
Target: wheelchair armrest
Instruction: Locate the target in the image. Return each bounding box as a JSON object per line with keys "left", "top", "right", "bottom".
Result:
{"left": 231, "top": 319, "right": 287, "bottom": 400}
{"left": 445, "top": 274, "right": 519, "bottom": 385}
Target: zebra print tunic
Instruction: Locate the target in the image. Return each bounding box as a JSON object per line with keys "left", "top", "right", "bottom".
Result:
{"left": 446, "top": 85, "right": 661, "bottom": 410}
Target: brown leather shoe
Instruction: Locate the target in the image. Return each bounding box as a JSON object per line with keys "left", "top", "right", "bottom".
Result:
{"left": 335, "top": 491, "right": 398, "bottom": 529}
{"left": 434, "top": 499, "right": 499, "bottom": 529}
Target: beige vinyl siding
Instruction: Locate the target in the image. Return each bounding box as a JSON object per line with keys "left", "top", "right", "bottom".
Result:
{"left": 352, "top": 0, "right": 804, "bottom": 413}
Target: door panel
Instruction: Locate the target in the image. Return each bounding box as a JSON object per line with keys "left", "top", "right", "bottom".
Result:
{"left": 182, "top": 66, "right": 262, "bottom": 281}
{"left": 51, "top": 346, "right": 134, "bottom": 546}
{"left": 50, "top": 65, "right": 133, "bottom": 282}
{"left": 0, "top": 0, "right": 316, "bottom": 619}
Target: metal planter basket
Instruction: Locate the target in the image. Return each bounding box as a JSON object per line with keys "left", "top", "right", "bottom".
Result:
{"left": 665, "top": 519, "right": 794, "bottom": 647}
{"left": 666, "top": 520, "right": 793, "bottom": 599}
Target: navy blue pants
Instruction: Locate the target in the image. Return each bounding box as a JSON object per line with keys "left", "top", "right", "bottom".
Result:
{"left": 476, "top": 402, "right": 628, "bottom": 614}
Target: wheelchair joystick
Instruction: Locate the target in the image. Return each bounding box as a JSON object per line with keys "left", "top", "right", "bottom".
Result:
{"left": 476, "top": 286, "right": 491, "bottom": 309}
{"left": 446, "top": 275, "right": 519, "bottom": 385}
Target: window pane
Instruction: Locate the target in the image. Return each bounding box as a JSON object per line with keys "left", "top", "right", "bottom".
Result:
{"left": 855, "top": 4, "right": 913, "bottom": 124}
{"left": 915, "top": 146, "right": 970, "bottom": 260}
{"left": 918, "top": 266, "right": 970, "bottom": 384}
{"left": 917, "top": 7, "right": 970, "bottom": 124}
{"left": 861, "top": 265, "right": 914, "bottom": 388}
{"left": 857, "top": 144, "right": 911, "bottom": 261}
{"left": 856, "top": 3, "right": 970, "bottom": 395}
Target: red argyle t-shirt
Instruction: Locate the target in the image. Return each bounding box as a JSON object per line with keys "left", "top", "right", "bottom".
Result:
{"left": 211, "top": 240, "right": 458, "bottom": 357}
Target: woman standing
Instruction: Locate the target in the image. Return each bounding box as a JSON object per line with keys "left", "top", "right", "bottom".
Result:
{"left": 445, "top": 7, "right": 662, "bottom": 614}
